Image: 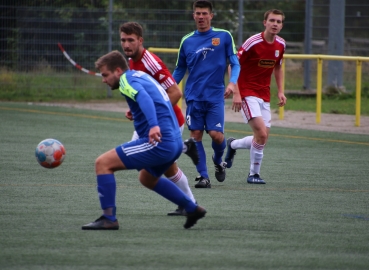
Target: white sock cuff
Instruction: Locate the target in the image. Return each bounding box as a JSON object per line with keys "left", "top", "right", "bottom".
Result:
{"left": 252, "top": 140, "right": 265, "bottom": 150}
{"left": 168, "top": 168, "right": 183, "bottom": 183}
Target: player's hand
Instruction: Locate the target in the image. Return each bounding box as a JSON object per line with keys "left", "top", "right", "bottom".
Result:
{"left": 277, "top": 93, "right": 287, "bottom": 107}
{"left": 224, "top": 82, "right": 236, "bottom": 99}
{"left": 148, "top": 126, "right": 162, "bottom": 145}
{"left": 232, "top": 91, "right": 242, "bottom": 112}
{"left": 125, "top": 110, "right": 134, "bottom": 121}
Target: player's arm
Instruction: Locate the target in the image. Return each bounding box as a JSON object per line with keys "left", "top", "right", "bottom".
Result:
{"left": 274, "top": 63, "right": 287, "bottom": 107}
{"left": 172, "top": 46, "right": 187, "bottom": 84}
{"left": 172, "top": 65, "right": 186, "bottom": 85}
{"left": 224, "top": 54, "right": 240, "bottom": 99}
{"left": 166, "top": 83, "right": 182, "bottom": 106}
{"left": 227, "top": 64, "right": 241, "bottom": 112}
{"left": 132, "top": 82, "right": 162, "bottom": 144}
{"left": 148, "top": 55, "right": 182, "bottom": 106}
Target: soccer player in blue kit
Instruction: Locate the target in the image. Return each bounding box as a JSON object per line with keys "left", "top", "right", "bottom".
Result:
{"left": 81, "top": 50, "right": 206, "bottom": 230}
{"left": 173, "top": 0, "right": 240, "bottom": 188}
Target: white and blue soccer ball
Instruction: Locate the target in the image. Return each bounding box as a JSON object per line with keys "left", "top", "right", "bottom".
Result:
{"left": 35, "top": 138, "right": 66, "bottom": 169}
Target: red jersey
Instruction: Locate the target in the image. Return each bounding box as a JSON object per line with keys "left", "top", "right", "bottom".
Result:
{"left": 129, "top": 49, "right": 185, "bottom": 127}
{"left": 237, "top": 32, "right": 285, "bottom": 102}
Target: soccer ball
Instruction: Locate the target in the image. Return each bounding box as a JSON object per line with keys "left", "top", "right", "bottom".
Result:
{"left": 35, "top": 138, "right": 66, "bottom": 169}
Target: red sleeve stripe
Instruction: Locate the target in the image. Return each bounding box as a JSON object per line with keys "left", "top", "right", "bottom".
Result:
{"left": 276, "top": 36, "right": 286, "bottom": 49}
{"left": 57, "top": 42, "right": 102, "bottom": 77}
{"left": 142, "top": 51, "right": 162, "bottom": 75}
{"left": 161, "top": 78, "right": 174, "bottom": 90}
{"left": 242, "top": 33, "right": 263, "bottom": 51}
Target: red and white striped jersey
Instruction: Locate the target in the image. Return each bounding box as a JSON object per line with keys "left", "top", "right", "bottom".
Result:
{"left": 237, "top": 32, "right": 285, "bottom": 102}
{"left": 129, "top": 49, "right": 185, "bottom": 127}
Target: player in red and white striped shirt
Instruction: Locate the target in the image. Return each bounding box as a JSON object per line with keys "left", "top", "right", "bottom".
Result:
{"left": 120, "top": 22, "right": 197, "bottom": 216}
{"left": 225, "top": 9, "right": 288, "bottom": 184}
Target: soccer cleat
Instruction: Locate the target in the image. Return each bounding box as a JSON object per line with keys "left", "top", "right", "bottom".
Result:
{"left": 224, "top": 137, "right": 236, "bottom": 168}
{"left": 183, "top": 206, "right": 207, "bottom": 229}
{"left": 81, "top": 215, "right": 119, "bottom": 230}
{"left": 167, "top": 207, "right": 187, "bottom": 216}
{"left": 247, "top": 174, "right": 266, "bottom": 184}
{"left": 212, "top": 155, "right": 227, "bottom": 182}
{"left": 183, "top": 138, "right": 199, "bottom": 165}
{"left": 194, "top": 176, "right": 211, "bottom": 188}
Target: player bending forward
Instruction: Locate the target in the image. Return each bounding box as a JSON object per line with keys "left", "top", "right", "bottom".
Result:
{"left": 120, "top": 22, "right": 198, "bottom": 216}
{"left": 81, "top": 50, "right": 206, "bottom": 230}
{"left": 225, "top": 9, "right": 287, "bottom": 184}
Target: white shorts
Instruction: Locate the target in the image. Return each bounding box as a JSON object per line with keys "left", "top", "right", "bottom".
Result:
{"left": 241, "top": 96, "right": 271, "bottom": 128}
{"left": 131, "top": 124, "right": 185, "bottom": 141}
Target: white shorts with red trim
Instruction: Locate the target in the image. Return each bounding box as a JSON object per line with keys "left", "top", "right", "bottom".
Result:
{"left": 241, "top": 96, "right": 271, "bottom": 128}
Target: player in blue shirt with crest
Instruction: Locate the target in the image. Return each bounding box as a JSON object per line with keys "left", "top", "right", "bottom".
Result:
{"left": 173, "top": 0, "right": 240, "bottom": 188}
{"left": 81, "top": 50, "right": 206, "bottom": 230}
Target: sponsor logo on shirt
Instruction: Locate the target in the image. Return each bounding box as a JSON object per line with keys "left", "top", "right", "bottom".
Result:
{"left": 196, "top": 47, "right": 214, "bottom": 60}
{"left": 258, "top": 59, "right": 276, "bottom": 68}
{"left": 202, "top": 50, "right": 207, "bottom": 60}
{"left": 212, "top": 38, "right": 220, "bottom": 46}
{"left": 196, "top": 47, "right": 214, "bottom": 54}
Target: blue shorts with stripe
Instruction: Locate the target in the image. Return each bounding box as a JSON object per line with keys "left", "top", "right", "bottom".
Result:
{"left": 185, "top": 100, "right": 225, "bottom": 133}
{"left": 115, "top": 136, "right": 183, "bottom": 177}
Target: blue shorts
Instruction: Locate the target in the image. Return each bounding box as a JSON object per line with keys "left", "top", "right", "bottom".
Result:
{"left": 185, "top": 100, "right": 225, "bottom": 133}
{"left": 115, "top": 137, "right": 182, "bottom": 177}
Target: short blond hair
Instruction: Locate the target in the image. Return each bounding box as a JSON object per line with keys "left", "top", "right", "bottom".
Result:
{"left": 95, "top": 50, "right": 128, "bottom": 72}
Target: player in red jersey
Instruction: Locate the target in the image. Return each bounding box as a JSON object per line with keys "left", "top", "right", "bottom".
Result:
{"left": 225, "top": 9, "right": 287, "bottom": 184}
{"left": 120, "top": 22, "right": 197, "bottom": 215}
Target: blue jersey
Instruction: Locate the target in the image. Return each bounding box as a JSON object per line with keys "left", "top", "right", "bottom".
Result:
{"left": 174, "top": 27, "right": 237, "bottom": 102}
{"left": 119, "top": 70, "right": 181, "bottom": 141}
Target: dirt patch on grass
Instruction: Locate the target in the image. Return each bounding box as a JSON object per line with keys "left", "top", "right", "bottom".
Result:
{"left": 32, "top": 101, "right": 369, "bottom": 135}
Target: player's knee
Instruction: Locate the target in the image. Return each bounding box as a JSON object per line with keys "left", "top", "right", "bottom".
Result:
{"left": 209, "top": 131, "right": 224, "bottom": 143}
{"left": 95, "top": 155, "right": 110, "bottom": 174}
{"left": 254, "top": 131, "right": 268, "bottom": 145}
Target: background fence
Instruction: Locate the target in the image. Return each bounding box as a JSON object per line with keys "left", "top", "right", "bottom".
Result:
{"left": 1, "top": 0, "right": 369, "bottom": 98}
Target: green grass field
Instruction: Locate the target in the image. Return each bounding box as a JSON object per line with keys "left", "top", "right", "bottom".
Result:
{"left": 1, "top": 102, "right": 369, "bottom": 269}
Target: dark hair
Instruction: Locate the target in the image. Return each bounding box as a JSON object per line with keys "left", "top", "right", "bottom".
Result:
{"left": 119, "top": 22, "right": 143, "bottom": 37}
{"left": 193, "top": 0, "right": 213, "bottom": 12}
{"left": 264, "top": 9, "right": 285, "bottom": 22}
{"left": 95, "top": 50, "right": 128, "bottom": 72}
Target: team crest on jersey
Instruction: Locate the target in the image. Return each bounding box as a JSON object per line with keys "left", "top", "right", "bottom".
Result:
{"left": 275, "top": 50, "right": 280, "bottom": 57}
{"left": 212, "top": 38, "right": 220, "bottom": 46}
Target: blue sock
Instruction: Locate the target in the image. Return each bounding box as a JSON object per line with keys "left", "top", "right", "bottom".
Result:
{"left": 97, "top": 174, "right": 116, "bottom": 221}
{"left": 153, "top": 177, "right": 197, "bottom": 213}
{"left": 212, "top": 138, "right": 226, "bottom": 164}
{"left": 195, "top": 141, "right": 209, "bottom": 179}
